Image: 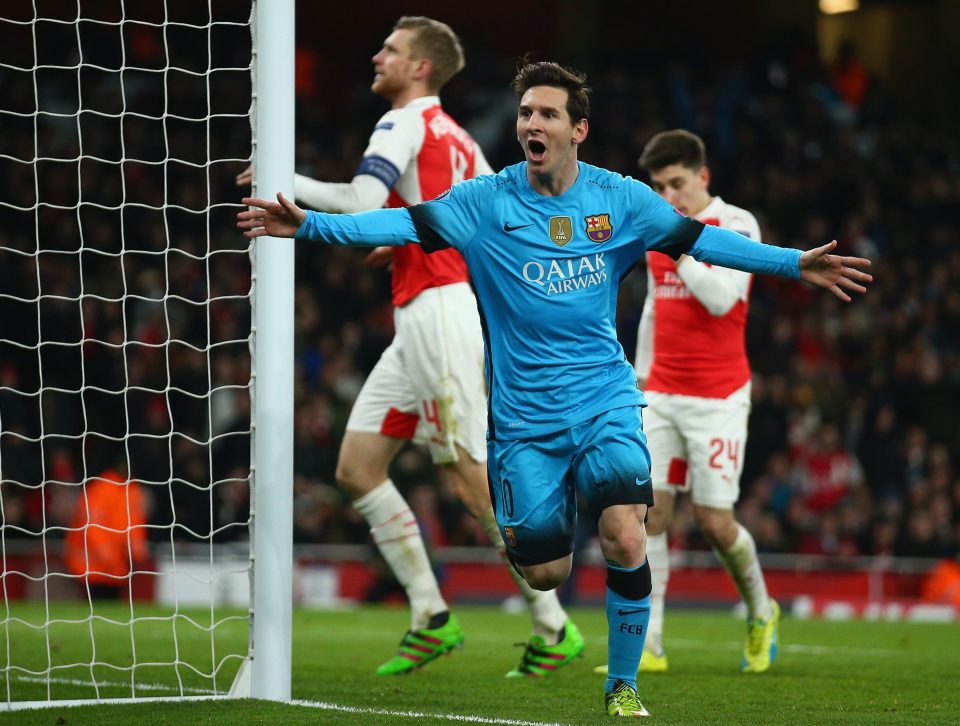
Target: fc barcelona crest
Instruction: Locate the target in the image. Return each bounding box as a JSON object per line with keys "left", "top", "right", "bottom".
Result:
{"left": 585, "top": 213, "right": 613, "bottom": 243}
{"left": 549, "top": 216, "right": 573, "bottom": 247}
{"left": 504, "top": 526, "right": 517, "bottom": 547}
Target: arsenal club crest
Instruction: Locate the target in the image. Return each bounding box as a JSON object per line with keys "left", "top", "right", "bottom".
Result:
{"left": 549, "top": 216, "right": 573, "bottom": 247}
{"left": 585, "top": 213, "right": 613, "bottom": 243}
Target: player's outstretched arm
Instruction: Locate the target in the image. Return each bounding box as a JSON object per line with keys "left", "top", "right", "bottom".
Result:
{"left": 237, "top": 193, "right": 305, "bottom": 239}
{"left": 798, "top": 240, "right": 873, "bottom": 302}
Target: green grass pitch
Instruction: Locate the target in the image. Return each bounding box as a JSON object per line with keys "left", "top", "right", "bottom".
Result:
{"left": 2, "top": 603, "right": 958, "bottom": 724}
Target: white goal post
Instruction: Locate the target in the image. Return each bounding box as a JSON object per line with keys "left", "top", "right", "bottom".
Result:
{"left": 249, "top": 0, "right": 295, "bottom": 703}
{"left": 0, "top": 0, "right": 293, "bottom": 709}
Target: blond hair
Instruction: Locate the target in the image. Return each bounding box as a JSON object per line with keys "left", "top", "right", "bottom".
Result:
{"left": 395, "top": 16, "right": 465, "bottom": 91}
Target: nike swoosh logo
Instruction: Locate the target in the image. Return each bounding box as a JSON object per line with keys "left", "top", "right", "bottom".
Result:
{"left": 503, "top": 222, "right": 532, "bottom": 232}
{"left": 617, "top": 608, "right": 650, "bottom": 616}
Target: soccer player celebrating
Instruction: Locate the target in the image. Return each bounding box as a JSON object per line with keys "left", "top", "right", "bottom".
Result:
{"left": 596, "top": 129, "right": 779, "bottom": 679}
{"left": 238, "top": 18, "right": 581, "bottom": 678}
{"left": 238, "top": 62, "right": 871, "bottom": 717}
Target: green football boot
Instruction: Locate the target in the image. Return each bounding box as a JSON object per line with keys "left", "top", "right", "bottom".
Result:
{"left": 375, "top": 611, "right": 464, "bottom": 676}
{"left": 505, "top": 619, "right": 585, "bottom": 678}
{"left": 604, "top": 679, "right": 650, "bottom": 717}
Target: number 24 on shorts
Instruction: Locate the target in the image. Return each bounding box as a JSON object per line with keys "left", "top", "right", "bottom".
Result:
{"left": 709, "top": 437, "right": 741, "bottom": 478}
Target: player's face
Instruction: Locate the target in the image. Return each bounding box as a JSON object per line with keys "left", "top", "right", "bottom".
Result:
{"left": 647, "top": 163, "right": 711, "bottom": 216}
{"left": 516, "top": 86, "right": 588, "bottom": 177}
{"left": 371, "top": 29, "right": 418, "bottom": 100}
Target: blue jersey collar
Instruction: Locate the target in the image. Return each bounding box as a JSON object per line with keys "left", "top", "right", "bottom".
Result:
{"left": 517, "top": 161, "right": 585, "bottom": 202}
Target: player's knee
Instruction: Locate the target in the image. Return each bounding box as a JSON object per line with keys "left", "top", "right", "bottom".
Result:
{"left": 334, "top": 458, "right": 378, "bottom": 499}
{"left": 694, "top": 507, "right": 737, "bottom": 546}
{"left": 597, "top": 503, "right": 648, "bottom": 566}
{"left": 523, "top": 572, "right": 564, "bottom": 591}
{"left": 599, "top": 524, "right": 647, "bottom": 568}
{"left": 520, "top": 559, "right": 571, "bottom": 591}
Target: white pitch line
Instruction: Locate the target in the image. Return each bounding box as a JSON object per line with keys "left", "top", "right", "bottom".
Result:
{"left": 16, "top": 675, "right": 217, "bottom": 695}
{"left": 5, "top": 691, "right": 571, "bottom": 725}
{"left": 779, "top": 643, "right": 898, "bottom": 656}
{"left": 667, "top": 638, "right": 898, "bottom": 656}
{"left": 291, "top": 700, "right": 571, "bottom": 726}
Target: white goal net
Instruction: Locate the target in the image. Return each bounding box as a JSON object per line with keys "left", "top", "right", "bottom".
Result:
{"left": 0, "top": 0, "right": 263, "bottom": 707}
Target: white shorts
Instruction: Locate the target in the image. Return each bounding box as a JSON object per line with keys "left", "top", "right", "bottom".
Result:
{"left": 345, "top": 282, "right": 487, "bottom": 465}
{"left": 644, "top": 381, "right": 751, "bottom": 509}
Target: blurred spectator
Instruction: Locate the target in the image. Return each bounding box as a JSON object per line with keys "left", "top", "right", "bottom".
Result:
{"left": 63, "top": 466, "right": 149, "bottom": 600}
{"left": 293, "top": 479, "right": 348, "bottom": 544}
{"left": 830, "top": 40, "right": 870, "bottom": 112}
{"left": 922, "top": 557, "right": 960, "bottom": 606}
{"left": 791, "top": 423, "right": 864, "bottom": 513}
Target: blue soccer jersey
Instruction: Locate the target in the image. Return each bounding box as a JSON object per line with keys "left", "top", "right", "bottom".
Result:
{"left": 296, "top": 161, "right": 801, "bottom": 440}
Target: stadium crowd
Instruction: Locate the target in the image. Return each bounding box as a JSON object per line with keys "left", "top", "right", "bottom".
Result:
{"left": 1, "top": 24, "right": 958, "bottom": 572}
{"left": 285, "top": 35, "right": 960, "bottom": 562}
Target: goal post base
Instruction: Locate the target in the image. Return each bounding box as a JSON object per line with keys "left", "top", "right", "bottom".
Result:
{"left": 228, "top": 657, "right": 253, "bottom": 698}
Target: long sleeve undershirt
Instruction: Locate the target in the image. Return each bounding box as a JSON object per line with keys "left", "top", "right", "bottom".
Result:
{"left": 293, "top": 173, "right": 390, "bottom": 214}
{"left": 675, "top": 255, "right": 751, "bottom": 316}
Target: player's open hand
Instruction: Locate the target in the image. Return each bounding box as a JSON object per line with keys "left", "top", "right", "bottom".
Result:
{"left": 237, "top": 193, "right": 306, "bottom": 239}
{"left": 798, "top": 240, "right": 872, "bottom": 302}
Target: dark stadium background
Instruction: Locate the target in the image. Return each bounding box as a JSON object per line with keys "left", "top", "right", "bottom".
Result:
{"left": 1, "top": 0, "right": 958, "bottom": 610}
{"left": 285, "top": 0, "right": 960, "bottom": 609}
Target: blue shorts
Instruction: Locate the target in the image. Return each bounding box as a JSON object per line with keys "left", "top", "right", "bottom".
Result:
{"left": 487, "top": 406, "right": 653, "bottom": 567}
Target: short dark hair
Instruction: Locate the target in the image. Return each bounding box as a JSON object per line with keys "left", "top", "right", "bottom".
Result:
{"left": 638, "top": 129, "right": 706, "bottom": 173}
{"left": 511, "top": 61, "right": 590, "bottom": 123}
{"left": 395, "top": 16, "right": 465, "bottom": 91}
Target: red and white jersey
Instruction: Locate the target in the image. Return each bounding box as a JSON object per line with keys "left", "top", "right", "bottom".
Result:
{"left": 635, "top": 196, "right": 760, "bottom": 399}
{"left": 359, "top": 96, "right": 492, "bottom": 307}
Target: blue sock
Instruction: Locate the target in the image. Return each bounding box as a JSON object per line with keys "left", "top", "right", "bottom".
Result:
{"left": 604, "top": 559, "right": 652, "bottom": 693}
